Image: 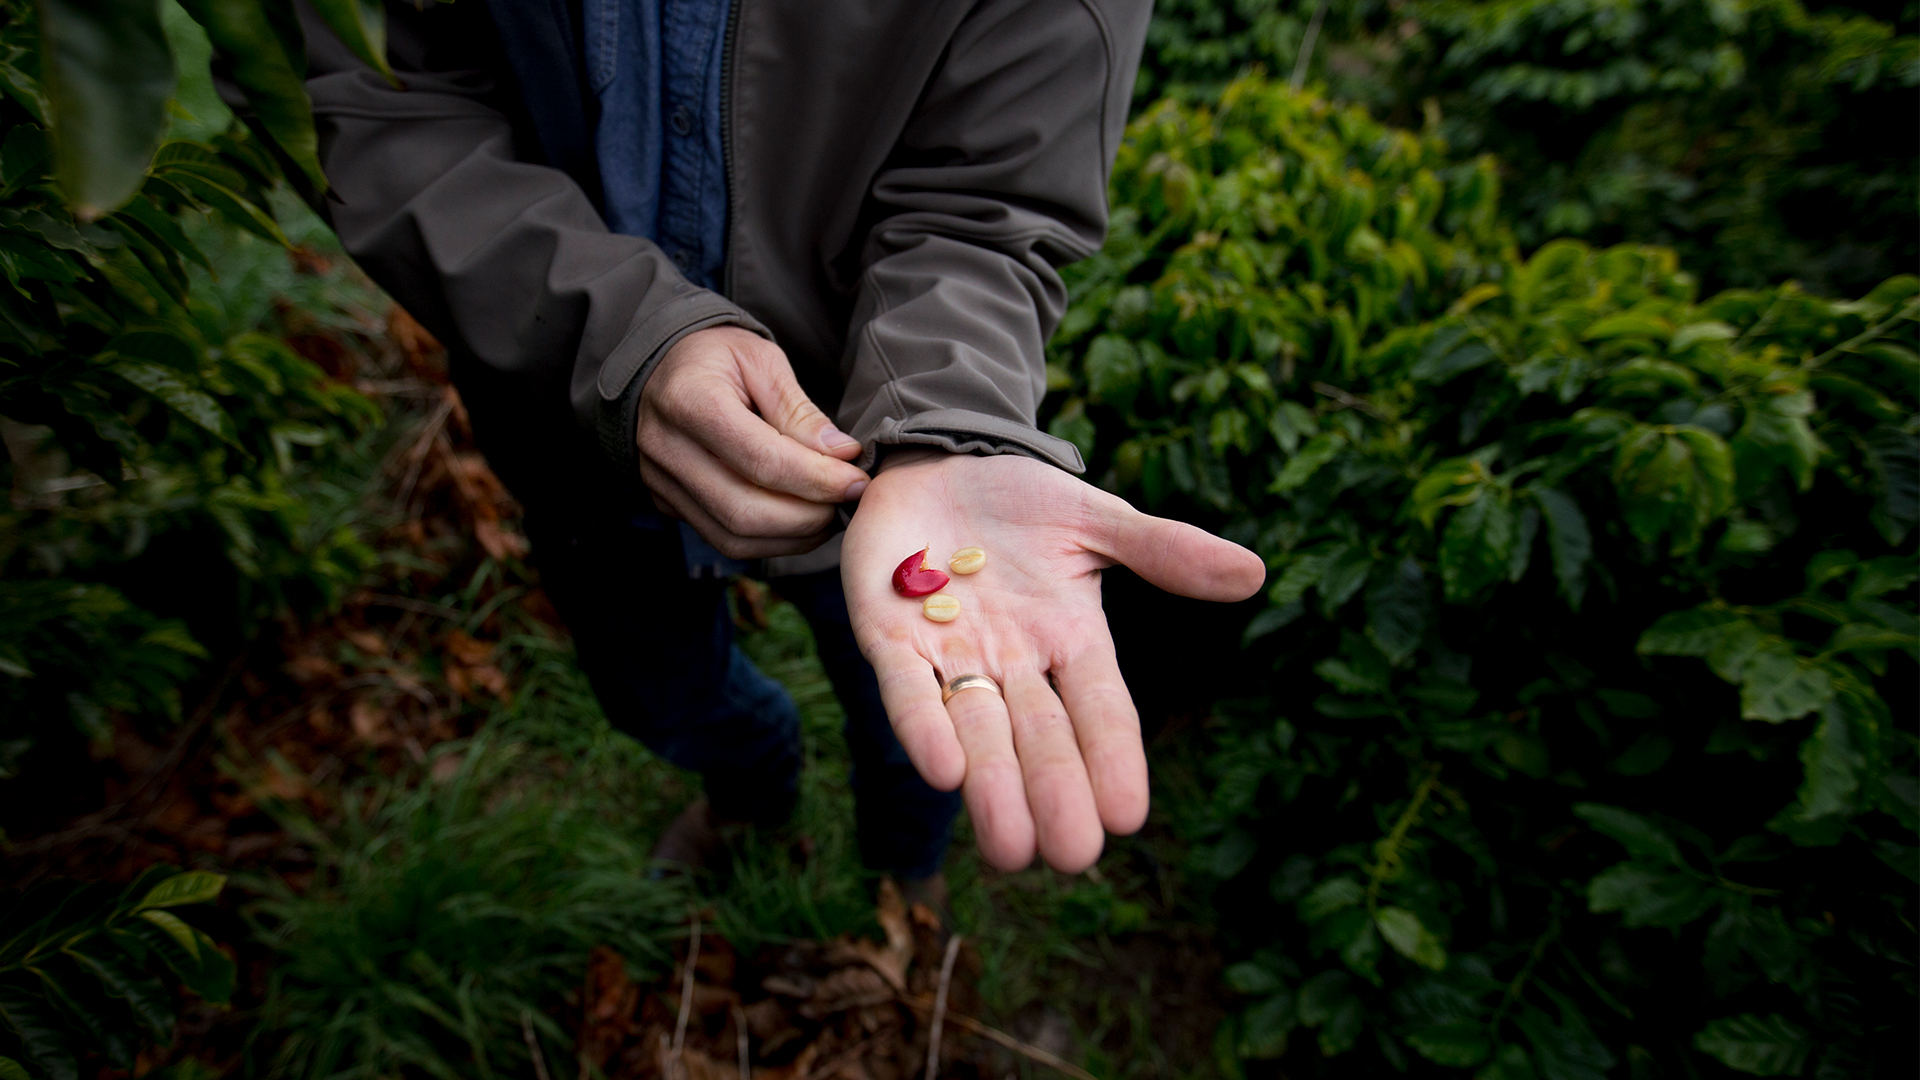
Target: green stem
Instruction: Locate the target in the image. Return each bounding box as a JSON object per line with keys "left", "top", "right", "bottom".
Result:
{"left": 1365, "top": 764, "right": 1442, "bottom": 909}
{"left": 1489, "top": 912, "right": 1560, "bottom": 1033}
{"left": 1805, "top": 296, "right": 1920, "bottom": 370}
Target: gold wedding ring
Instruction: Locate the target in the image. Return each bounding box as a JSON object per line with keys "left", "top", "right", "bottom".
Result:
{"left": 942, "top": 673, "right": 1002, "bottom": 704}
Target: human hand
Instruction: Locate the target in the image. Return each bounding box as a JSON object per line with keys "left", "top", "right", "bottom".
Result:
{"left": 841, "top": 449, "right": 1265, "bottom": 873}
{"left": 637, "top": 326, "right": 870, "bottom": 558}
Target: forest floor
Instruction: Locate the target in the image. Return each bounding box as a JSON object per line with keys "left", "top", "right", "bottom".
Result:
{"left": 1, "top": 253, "right": 1236, "bottom": 1079}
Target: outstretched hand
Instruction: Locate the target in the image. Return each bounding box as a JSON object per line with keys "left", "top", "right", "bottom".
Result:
{"left": 842, "top": 450, "right": 1265, "bottom": 873}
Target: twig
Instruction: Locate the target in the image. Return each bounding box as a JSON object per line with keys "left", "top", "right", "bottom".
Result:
{"left": 395, "top": 390, "right": 455, "bottom": 508}
{"left": 6, "top": 651, "right": 245, "bottom": 874}
{"left": 900, "top": 995, "right": 1097, "bottom": 1080}
{"left": 797, "top": 1035, "right": 881, "bottom": 1080}
{"left": 1291, "top": 0, "right": 1329, "bottom": 89}
{"left": 925, "top": 934, "right": 964, "bottom": 1080}
{"left": 362, "top": 593, "right": 469, "bottom": 624}
{"left": 1311, "top": 381, "right": 1389, "bottom": 419}
{"left": 670, "top": 917, "right": 702, "bottom": 1080}
{"left": 732, "top": 1002, "right": 750, "bottom": 1080}
{"left": 522, "top": 1008, "right": 552, "bottom": 1080}
{"left": 1806, "top": 296, "right": 1920, "bottom": 370}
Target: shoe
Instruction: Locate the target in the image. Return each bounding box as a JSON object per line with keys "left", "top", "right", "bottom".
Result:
{"left": 897, "top": 871, "right": 953, "bottom": 937}
{"left": 647, "top": 797, "right": 745, "bottom": 880}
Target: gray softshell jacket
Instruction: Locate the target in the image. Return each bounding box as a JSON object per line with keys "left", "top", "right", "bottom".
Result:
{"left": 300, "top": 0, "right": 1149, "bottom": 536}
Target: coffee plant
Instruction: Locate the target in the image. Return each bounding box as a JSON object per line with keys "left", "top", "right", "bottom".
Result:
{"left": 1049, "top": 78, "right": 1916, "bottom": 1076}
{"left": 1, "top": 2, "right": 390, "bottom": 1073}
{"left": 0, "top": 0, "right": 387, "bottom": 775}
{"left": 0, "top": 868, "right": 234, "bottom": 1078}
{"left": 1137, "top": 0, "right": 1919, "bottom": 298}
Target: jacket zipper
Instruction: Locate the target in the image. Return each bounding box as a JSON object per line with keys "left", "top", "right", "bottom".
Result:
{"left": 719, "top": 0, "right": 742, "bottom": 300}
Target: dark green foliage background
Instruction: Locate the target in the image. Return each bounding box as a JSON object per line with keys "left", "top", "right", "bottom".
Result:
{"left": 1134, "top": 0, "right": 1919, "bottom": 299}
{"left": 1045, "top": 78, "right": 1916, "bottom": 1077}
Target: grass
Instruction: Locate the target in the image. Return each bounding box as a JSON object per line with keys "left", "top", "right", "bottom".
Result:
{"left": 246, "top": 586, "right": 1228, "bottom": 1077}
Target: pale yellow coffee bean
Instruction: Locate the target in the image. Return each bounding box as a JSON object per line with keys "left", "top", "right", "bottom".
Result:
{"left": 922, "top": 593, "right": 961, "bottom": 623}
{"left": 948, "top": 546, "right": 986, "bottom": 575}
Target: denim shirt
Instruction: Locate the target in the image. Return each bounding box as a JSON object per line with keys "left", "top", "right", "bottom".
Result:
{"left": 582, "top": 0, "right": 731, "bottom": 292}
{"left": 584, "top": 0, "right": 743, "bottom": 575}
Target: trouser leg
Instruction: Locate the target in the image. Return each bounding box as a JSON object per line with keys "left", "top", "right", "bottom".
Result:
{"left": 527, "top": 507, "right": 802, "bottom": 826}
{"left": 774, "top": 569, "right": 961, "bottom": 879}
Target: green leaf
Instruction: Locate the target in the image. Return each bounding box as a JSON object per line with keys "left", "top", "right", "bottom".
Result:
{"left": 1534, "top": 488, "right": 1591, "bottom": 608}
{"left": 1046, "top": 398, "right": 1096, "bottom": 461}
{"left": 1737, "top": 646, "right": 1834, "bottom": 723}
{"left": 1236, "top": 992, "right": 1296, "bottom": 1059}
{"left": 1374, "top": 907, "right": 1447, "bottom": 970}
{"left": 1270, "top": 432, "right": 1344, "bottom": 493}
{"left": 137, "top": 908, "right": 200, "bottom": 960}
{"left": 1440, "top": 486, "right": 1516, "bottom": 600}
{"left": 1586, "top": 863, "right": 1716, "bottom": 928}
{"left": 1407, "top": 1022, "right": 1491, "bottom": 1067}
{"left": 1317, "top": 545, "right": 1373, "bottom": 617}
{"left": 1475, "top": 1044, "right": 1537, "bottom": 1080}
{"left": 1409, "top": 325, "right": 1495, "bottom": 383}
{"left": 0, "top": 1056, "right": 29, "bottom": 1080}
{"left": 151, "top": 163, "right": 288, "bottom": 245}
{"left": 175, "top": 0, "right": 324, "bottom": 191}
{"left": 1612, "top": 424, "right": 1734, "bottom": 554}
{"left": 1573, "top": 803, "right": 1686, "bottom": 866}
{"left": 1692, "top": 1013, "right": 1811, "bottom": 1076}
{"left": 1515, "top": 1004, "right": 1613, "bottom": 1080}
{"left": 1083, "top": 333, "right": 1140, "bottom": 411}
{"left": 1784, "top": 703, "right": 1866, "bottom": 823}
{"left": 1733, "top": 389, "right": 1821, "bottom": 495}
{"left": 1364, "top": 557, "right": 1428, "bottom": 665}
{"left": 1298, "top": 877, "right": 1365, "bottom": 921}
{"left": 306, "top": 0, "right": 394, "bottom": 82}
{"left": 133, "top": 869, "right": 224, "bottom": 911}
{"left": 1849, "top": 555, "right": 1918, "bottom": 600}
{"left": 65, "top": 941, "right": 174, "bottom": 1039}
{"left": 1224, "top": 962, "right": 1284, "bottom": 995}
{"left": 109, "top": 357, "right": 240, "bottom": 446}
{"left": 40, "top": 0, "right": 176, "bottom": 217}
{"left": 1270, "top": 550, "right": 1334, "bottom": 606}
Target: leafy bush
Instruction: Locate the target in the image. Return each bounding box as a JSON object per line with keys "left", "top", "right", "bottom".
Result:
{"left": 1137, "top": 0, "right": 1919, "bottom": 297}
{"left": 1050, "top": 78, "right": 1916, "bottom": 1076}
{"left": 0, "top": 867, "right": 234, "bottom": 1078}
{"left": 0, "top": 2, "right": 386, "bottom": 771}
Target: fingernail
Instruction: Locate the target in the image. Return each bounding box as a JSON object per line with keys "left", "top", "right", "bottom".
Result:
{"left": 843, "top": 479, "right": 869, "bottom": 501}
{"left": 821, "top": 426, "right": 857, "bottom": 451}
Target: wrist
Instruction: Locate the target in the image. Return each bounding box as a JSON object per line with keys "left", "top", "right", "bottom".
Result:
{"left": 873, "top": 446, "right": 951, "bottom": 474}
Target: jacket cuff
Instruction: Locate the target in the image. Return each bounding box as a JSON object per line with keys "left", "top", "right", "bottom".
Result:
{"left": 595, "top": 292, "right": 771, "bottom": 473}
{"left": 853, "top": 408, "right": 1086, "bottom": 475}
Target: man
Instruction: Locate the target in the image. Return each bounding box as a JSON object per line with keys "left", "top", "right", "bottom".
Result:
{"left": 297, "top": 0, "right": 1264, "bottom": 896}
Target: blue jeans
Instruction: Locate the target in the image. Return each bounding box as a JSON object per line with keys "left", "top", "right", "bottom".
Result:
{"left": 525, "top": 503, "right": 960, "bottom": 879}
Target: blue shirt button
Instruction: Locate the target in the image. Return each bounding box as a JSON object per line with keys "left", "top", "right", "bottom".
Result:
{"left": 670, "top": 248, "right": 692, "bottom": 271}
{"left": 670, "top": 104, "right": 694, "bottom": 136}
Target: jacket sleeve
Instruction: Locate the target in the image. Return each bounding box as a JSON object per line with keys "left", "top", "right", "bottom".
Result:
{"left": 835, "top": 0, "right": 1150, "bottom": 475}
{"left": 299, "top": 2, "right": 763, "bottom": 474}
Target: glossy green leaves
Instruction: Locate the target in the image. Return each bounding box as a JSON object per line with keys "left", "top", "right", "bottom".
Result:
{"left": 1612, "top": 424, "right": 1735, "bottom": 554}
{"left": 175, "top": 0, "right": 325, "bottom": 190}
{"left": 0, "top": 867, "right": 231, "bottom": 1078}
{"left": 38, "top": 0, "right": 175, "bottom": 217}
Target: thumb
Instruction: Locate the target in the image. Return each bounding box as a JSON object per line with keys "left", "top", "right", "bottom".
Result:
{"left": 1087, "top": 492, "right": 1266, "bottom": 603}
{"left": 739, "top": 344, "right": 862, "bottom": 461}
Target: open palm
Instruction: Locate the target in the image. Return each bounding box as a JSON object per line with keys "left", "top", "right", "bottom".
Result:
{"left": 842, "top": 450, "right": 1265, "bottom": 873}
